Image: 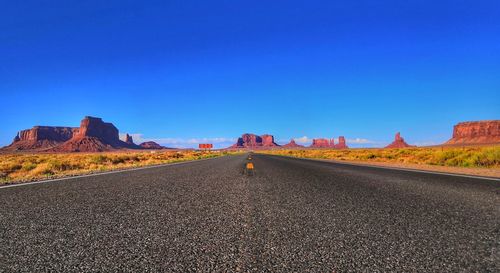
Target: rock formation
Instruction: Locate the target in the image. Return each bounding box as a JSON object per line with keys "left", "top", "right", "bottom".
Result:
{"left": 310, "top": 138, "right": 331, "bottom": 148}
{"left": 74, "top": 117, "right": 122, "bottom": 146}
{"left": 385, "top": 132, "right": 414, "bottom": 148}
{"left": 1, "top": 116, "right": 145, "bottom": 152}
{"left": 445, "top": 120, "right": 500, "bottom": 145}
{"left": 282, "top": 139, "right": 304, "bottom": 148}
{"left": 139, "top": 141, "right": 166, "bottom": 149}
{"left": 124, "top": 134, "right": 134, "bottom": 145}
{"left": 334, "top": 136, "right": 348, "bottom": 149}
{"left": 231, "top": 133, "right": 280, "bottom": 148}
{"left": 310, "top": 137, "right": 348, "bottom": 149}
{"left": 261, "top": 134, "right": 279, "bottom": 147}
{"left": 52, "top": 116, "right": 131, "bottom": 152}
{"left": 4, "top": 126, "right": 78, "bottom": 151}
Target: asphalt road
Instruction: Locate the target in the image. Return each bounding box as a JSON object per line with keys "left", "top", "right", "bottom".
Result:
{"left": 1, "top": 154, "right": 499, "bottom": 272}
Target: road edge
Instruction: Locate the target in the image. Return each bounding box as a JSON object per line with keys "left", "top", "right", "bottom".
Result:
{"left": 265, "top": 154, "right": 500, "bottom": 181}
{"left": 0, "top": 155, "right": 227, "bottom": 189}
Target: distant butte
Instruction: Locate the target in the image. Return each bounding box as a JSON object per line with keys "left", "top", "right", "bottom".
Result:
{"left": 230, "top": 133, "right": 280, "bottom": 149}
{"left": 385, "top": 132, "right": 414, "bottom": 148}
{"left": 139, "top": 141, "right": 168, "bottom": 150}
{"left": 282, "top": 139, "right": 304, "bottom": 148}
{"left": 228, "top": 134, "right": 349, "bottom": 149}
{"left": 2, "top": 116, "right": 142, "bottom": 152}
{"left": 309, "top": 137, "right": 348, "bottom": 149}
{"left": 51, "top": 116, "right": 135, "bottom": 152}
{"left": 11, "top": 118, "right": 498, "bottom": 152}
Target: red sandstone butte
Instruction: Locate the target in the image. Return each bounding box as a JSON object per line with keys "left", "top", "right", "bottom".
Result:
{"left": 310, "top": 137, "right": 348, "bottom": 149}
{"left": 445, "top": 120, "right": 500, "bottom": 145}
{"left": 282, "top": 139, "right": 304, "bottom": 148}
{"left": 139, "top": 141, "right": 165, "bottom": 149}
{"left": 385, "top": 132, "right": 414, "bottom": 148}
{"left": 310, "top": 138, "right": 331, "bottom": 148}
{"left": 333, "top": 136, "right": 348, "bottom": 149}
{"left": 4, "top": 126, "right": 77, "bottom": 151}
{"left": 230, "top": 133, "right": 280, "bottom": 148}
{"left": 51, "top": 116, "right": 134, "bottom": 152}
{"left": 261, "top": 134, "right": 279, "bottom": 147}
{"left": 1, "top": 116, "right": 155, "bottom": 152}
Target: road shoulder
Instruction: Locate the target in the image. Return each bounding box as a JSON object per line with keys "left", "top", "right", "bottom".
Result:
{"left": 268, "top": 155, "right": 500, "bottom": 180}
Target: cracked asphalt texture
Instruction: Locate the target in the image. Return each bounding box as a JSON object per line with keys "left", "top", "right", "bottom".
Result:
{"left": 0, "top": 154, "right": 499, "bottom": 272}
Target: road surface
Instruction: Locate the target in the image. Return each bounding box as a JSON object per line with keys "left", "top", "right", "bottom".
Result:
{"left": 1, "top": 154, "right": 499, "bottom": 272}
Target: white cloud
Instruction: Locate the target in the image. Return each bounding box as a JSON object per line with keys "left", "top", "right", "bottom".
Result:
{"left": 345, "top": 138, "right": 378, "bottom": 144}
{"left": 293, "top": 136, "right": 312, "bottom": 144}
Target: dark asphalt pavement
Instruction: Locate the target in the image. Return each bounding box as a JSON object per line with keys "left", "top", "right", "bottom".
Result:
{"left": 0, "top": 154, "right": 499, "bottom": 272}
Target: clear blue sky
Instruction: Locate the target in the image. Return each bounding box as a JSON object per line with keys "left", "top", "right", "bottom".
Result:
{"left": 1, "top": 0, "right": 499, "bottom": 148}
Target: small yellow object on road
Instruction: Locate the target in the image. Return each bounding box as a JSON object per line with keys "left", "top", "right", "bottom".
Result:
{"left": 246, "top": 162, "right": 254, "bottom": 170}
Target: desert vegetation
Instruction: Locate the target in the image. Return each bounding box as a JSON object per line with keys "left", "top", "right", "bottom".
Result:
{"left": 0, "top": 150, "right": 233, "bottom": 184}
{"left": 259, "top": 146, "right": 500, "bottom": 169}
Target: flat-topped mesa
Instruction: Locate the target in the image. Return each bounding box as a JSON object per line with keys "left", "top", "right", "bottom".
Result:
{"left": 445, "top": 120, "right": 500, "bottom": 145}
{"left": 4, "top": 126, "right": 78, "bottom": 151}
{"left": 20, "top": 126, "right": 76, "bottom": 142}
{"left": 282, "top": 139, "right": 304, "bottom": 148}
{"left": 310, "top": 137, "right": 348, "bottom": 149}
{"left": 385, "top": 132, "right": 414, "bottom": 148}
{"left": 74, "top": 116, "right": 121, "bottom": 145}
{"left": 261, "top": 134, "right": 279, "bottom": 147}
{"left": 310, "top": 138, "right": 331, "bottom": 148}
{"left": 240, "top": 134, "right": 261, "bottom": 147}
{"left": 139, "top": 141, "right": 165, "bottom": 149}
{"left": 230, "top": 133, "right": 280, "bottom": 148}
{"left": 51, "top": 116, "right": 131, "bottom": 152}
{"left": 2, "top": 116, "right": 147, "bottom": 152}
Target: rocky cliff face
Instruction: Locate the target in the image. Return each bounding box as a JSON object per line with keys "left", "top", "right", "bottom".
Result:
{"left": 282, "top": 139, "right": 304, "bottom": 148}
{"left": 385, "top": 132, "right": 414, "bottom": 148}
{"left": 73, "top": 117, "right": 121, "bottom": 146}
{"left": 4, "top": 126, "right": 78, "bottom": 151}
{"left": 310, "top": 138, "right": 331, "bottom": 148}
{"left": 231, "top": 133, "right": 279, "bottom": 148}
{"left": 310, "top": 137, "right": 348, "bottom": 149}
{"left": 52, "top": 116, "right": 130, "bottom": 152}
{"left": 261, "top": 134, "right": 279, "bottom": 147}
{"left": 16, "top": 126, "right": 76, "bottom": 142}
{"left": 2, "top": 116, "right": 158, "bottom": 152}
{"left": 445, "top": 120, "right": 500, "bottom": 144}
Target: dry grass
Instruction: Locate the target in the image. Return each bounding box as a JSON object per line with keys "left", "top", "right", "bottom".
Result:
{"left": 0, "top": 150, "right": 235, "bottom": 184}
{"left": 258, "top": 146, "right": 500, "bottom": 169}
